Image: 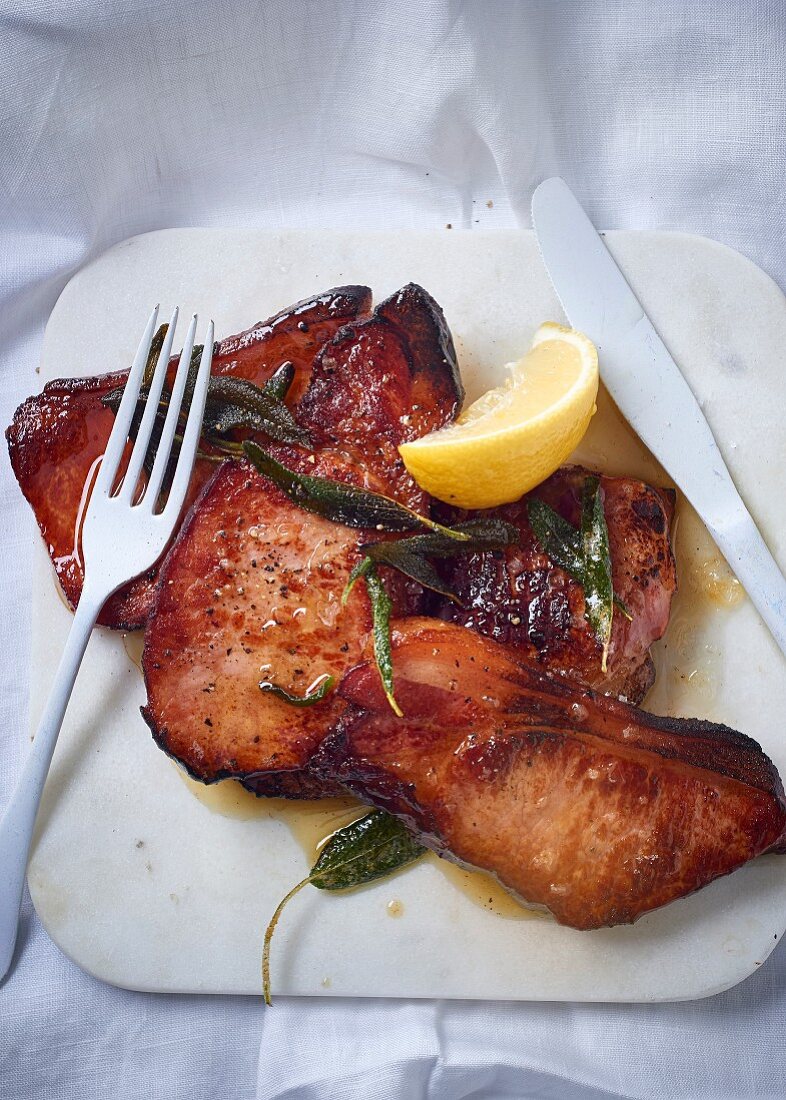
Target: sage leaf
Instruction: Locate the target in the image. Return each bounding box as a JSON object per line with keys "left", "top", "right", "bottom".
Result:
{"left": 527, "top": 498, "right": 583, "bottom": 577}
{"left": 203, "top": 375, "right": 310, "bottom": 446}
{"left": 258, "top": 674, "right": 335, "bottom": 707}
{"left": 528, "top": 478, "right": 617, "bottom": 669}
{"left": 244, "top": 442, "right": 469, "bottom": 538}
{"left": 310, "top": 810, "right": 425, "bottom": 891}
{"left": 358, "top": 519, "right": 519, "bottom": 603}
{"left": 102, "top": 357, "right": 307, "bottom": 471}
{"left": 362, "top": 544, "right": 460, "bottom": 603}
{"left": 362, "top": 517, "right": 519, "bottom": 561}
{"left": 143, "top": 323, "right": 168, "bottom": 386}
{"left": 342, "top": 554, "right": 373, "bottom": 605}
{"left": 580, "top": 476, "right": 614, "bottom": 672}
{"left": 262, "top": 810, "right": 425, "bottom": 1004}
{"left": 341, "top": 556, "right": 401, "bottom": 715}
{"left": 364, "top": 562, "right": 402, "bottom": 717}
{"left": 262, "top": 361, "right": 296, "bottom": 403}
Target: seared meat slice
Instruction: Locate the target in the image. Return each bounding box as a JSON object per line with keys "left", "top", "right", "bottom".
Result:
{"left": 299, "top": 282, "right": 462, "bottom": 508}
{"left": 7, "top": 286, "right": 372, "bottom": 629}
{"left": 314, "top": 618, "right": 786, "bottom": 929}
{"left": 434, "top": 467, "right": 677, "bottom": 703}
{"left": 142, "top": 286, "right": 463, "bottom": 793}
{"left": 142, "top": 456, "right": 420, "bottom": 788}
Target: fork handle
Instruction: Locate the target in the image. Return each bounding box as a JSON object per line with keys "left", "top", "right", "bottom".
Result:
{"left": 0, "top": 585, "right": 101, "bottom": 983}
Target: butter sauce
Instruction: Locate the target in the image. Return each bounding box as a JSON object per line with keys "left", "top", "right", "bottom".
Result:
{"left": 175, "top": 770, "right": 545, "bottom": 918}
{"left": 427, "top": 856, "right": 546, "bottom": 920}
{"left": 122, "top": 631, "right": 145, "bottom": 671}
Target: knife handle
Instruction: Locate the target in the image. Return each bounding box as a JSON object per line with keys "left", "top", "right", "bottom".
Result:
{"left": 708, "top": 503, "right": 786, "bottom": 660}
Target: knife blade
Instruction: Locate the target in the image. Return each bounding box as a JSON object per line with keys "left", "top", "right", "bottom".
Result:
{"left": 531, "top": 175, "right": 786, "bottom": 660}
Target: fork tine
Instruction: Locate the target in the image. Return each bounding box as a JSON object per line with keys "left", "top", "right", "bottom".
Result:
{"left": 143, "top": 313, "right": 200, "bottom": 507}
{"left": 160, "top": 323, "right": 214, "bottom": 523}
{"left": 117, "top": 306, "right": 179, "bottom": 503}
{"left": 92, "top": 305, "right": 159, "bottom": 499}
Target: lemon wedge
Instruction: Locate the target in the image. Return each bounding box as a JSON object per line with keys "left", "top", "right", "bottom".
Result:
{"left": 399, "top": 322, "right": 599, "bottom": 509}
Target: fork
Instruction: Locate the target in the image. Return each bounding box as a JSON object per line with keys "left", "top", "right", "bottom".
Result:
{"left": 0, "top": 306, "right": 214, "bottom": 982}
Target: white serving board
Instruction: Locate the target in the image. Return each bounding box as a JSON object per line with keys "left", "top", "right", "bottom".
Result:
{"left": 27, "top": 228, "right": 786, "bottom": 1001}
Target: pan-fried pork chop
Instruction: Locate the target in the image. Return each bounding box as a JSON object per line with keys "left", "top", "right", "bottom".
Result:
{"left": 434, "top": 467, "right": 677, "bottom": 703}
{"left": 314, "top": 618, "right": 786, "bottom": 928}
{"left": 141, "top": 285, "right": 463, "bottom": 795}
{"left": 7, "top": 286, "right": 372, "bottom": 628}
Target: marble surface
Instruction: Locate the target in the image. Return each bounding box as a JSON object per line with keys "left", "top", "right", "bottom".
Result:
{"left": 27, "top": 227, "right": 786, "bottom": 1000}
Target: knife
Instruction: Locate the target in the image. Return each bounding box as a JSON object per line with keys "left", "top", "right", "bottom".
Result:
{"left": 531, "top": 176, "right": 786, "bottom": 661}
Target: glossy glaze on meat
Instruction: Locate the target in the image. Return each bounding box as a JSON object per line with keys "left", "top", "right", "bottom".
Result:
{"left": 434, "top": 467, "right": 677, "bottom": 703}
{"left": 314, "top": 618, "right": 786, "bottom": 928}
{"left": 142, "top": 286, "right": 462, "bottom": 791}
{"left": 6, "top": 286, "right": 372, "bottom": 628}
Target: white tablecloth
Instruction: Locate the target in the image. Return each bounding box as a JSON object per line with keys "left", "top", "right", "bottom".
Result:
{"left": 2, "top": 2, "right": 785, "bottom": 1097}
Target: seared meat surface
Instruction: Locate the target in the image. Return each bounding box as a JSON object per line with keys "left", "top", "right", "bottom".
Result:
{"left": 434, "top": 468, "right": 677, "bottom": 703}
{"left": 11, "top": 274, "right": 785, "bottom": 931}
{"left": 142, "top": 285, "right": 462, "bottom": 792}
{"left": 7, "top": 286, "right": 372, "bottom": 628}
{"left": 314, "top": 618, "right": 786, "bottom": 928}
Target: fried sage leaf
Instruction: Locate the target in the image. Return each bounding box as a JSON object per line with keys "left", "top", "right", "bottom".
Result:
{"left": 262, "top": 360, "right": 296, "bottom": 403}
{"left": 527, "top": 498, "right": 584, "bottom": 577}
{"left": 143, "top": 323, "right": 169, "bottom": 386}
{"left": 366, "top": 545, "right": 458, "bottom": 602}
{"left": 580, "top": 476, "right": 614, "bottom": 671}
{"left": 102, "top": 357, "right": 307, "bottom": 470}
{"left": 310, "top": 810, "right": 425, "bottom": 890}
{"left": 527, "top": 477, "right": 616, "bottom": 668}
{"left": 258, "top": 674, "right": 335, "bottom": 707}
{"left": 358, "top": 518, "right": 520, "bottom": 603}
{"left": 342, "top": 518, "right": 521, "bottom": 709}
{"left": 203, "top": 375, "right": 310, "bottom": 446}
{"left": 262, "top": 810, "right": 425, "bottom": 1004}
{"left": 341, "top": 556, "right": 402, "bottom": 715}
{"left": 363, "top": 562, "right": 402, "bottom": 717}
{"left": 244, "top": 442, "right": 469, "bottom": 538}
{"left": 245, "top": 451, "right": 515, "bottom": 714}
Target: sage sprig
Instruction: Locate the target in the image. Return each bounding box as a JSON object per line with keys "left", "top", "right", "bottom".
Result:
{"left": 262, "top": 810, "right": 425, "bottom": 1004}
{"left": 102, "top": 356, "right": 309, "bottom": 475}
{"left": 528, "top": 476, "right": 622, "bottom": 670}
{"left": 357, "top": 517, "right": 520, "bottom": 603}
{"left": 202, "top": 374, "right": 310, "bottom": 446}
{"left": 243, "top": 449, "right": 518, "bottom": 716}
{"left": 342, "top": 518, "right": 520, "bottom": 713}
{"left": 243, "top": 442, "right": 470, "bottom": 539}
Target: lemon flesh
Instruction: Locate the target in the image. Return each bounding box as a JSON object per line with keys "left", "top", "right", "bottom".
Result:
{"left": 399, "top": 322, "right": 599, "bottom": 509}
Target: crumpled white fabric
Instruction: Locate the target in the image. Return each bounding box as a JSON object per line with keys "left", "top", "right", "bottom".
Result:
{"left": 1, "top": 1, "right": 785, "bottom": 1097}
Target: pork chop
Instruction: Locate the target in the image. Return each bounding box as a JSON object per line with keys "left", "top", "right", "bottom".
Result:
{"left": 141, "top": 285, "right": 463, "bottom": 794}
{"left": 434, "top": 467, "right": 677, "bottom": 703}
{"left": 7, "top": 285, "right": 372, "bottom": 628}
{"left": 313, "top": 618, "right": 786, "bottom": 928}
